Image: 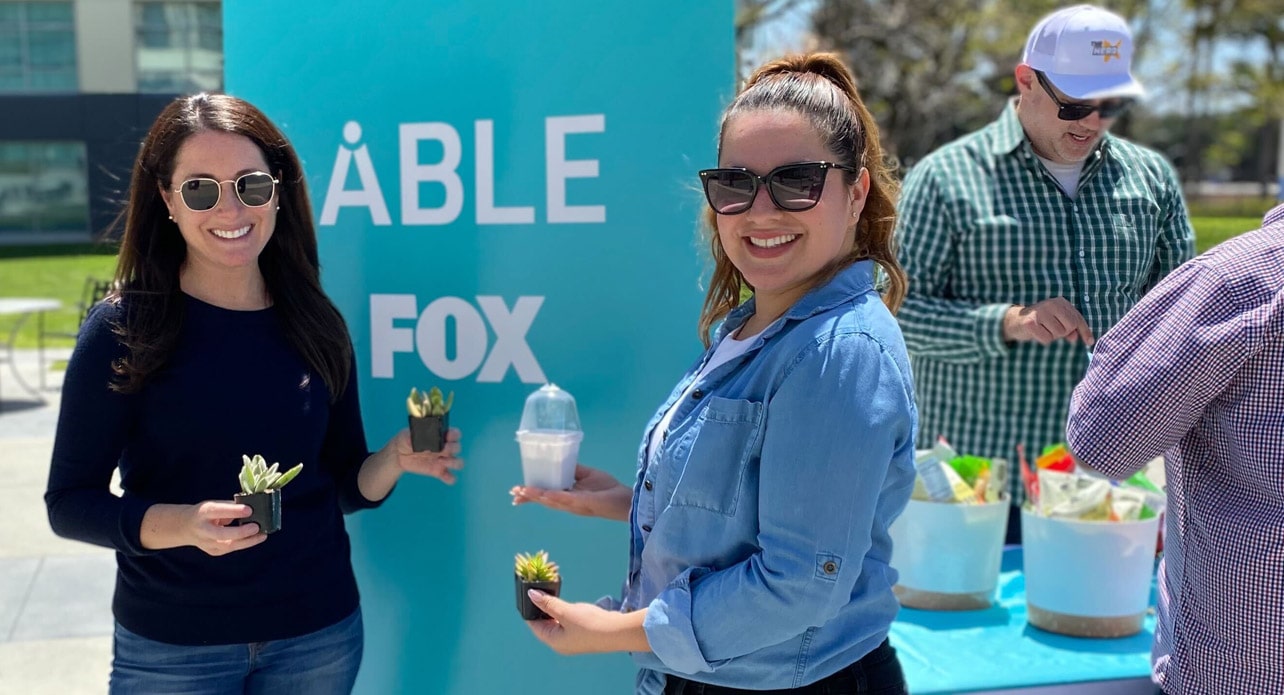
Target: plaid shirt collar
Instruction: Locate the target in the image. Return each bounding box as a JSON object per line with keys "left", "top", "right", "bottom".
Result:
{"left": 991, "top": 99, "right": 1111, "bottom": 180}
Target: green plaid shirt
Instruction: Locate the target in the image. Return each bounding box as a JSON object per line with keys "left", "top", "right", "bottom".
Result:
{"left": 895, "top": 102, "right": 1194, "bottom": 503}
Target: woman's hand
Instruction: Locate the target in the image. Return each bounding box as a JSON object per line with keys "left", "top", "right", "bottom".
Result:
{"left": 525, "top": 591, "right": 651, "bottom": 655}
{"left": 358, "top": 427, "right": 464, "bottom": 502}
{"left": 140, "top": 502, "right": 266, "bottom": 555}
{"left": 391, "top": 427, "right": 464, "bottom": 484}
{"left": 510, "top": 464, "right": 632, "bottom": 521}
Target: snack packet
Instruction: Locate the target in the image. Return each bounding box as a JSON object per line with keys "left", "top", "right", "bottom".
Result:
{"left": 1036, "top": 443, "right": 1076, "bottom": 473}
{"left": 915, "top": 440, "right": 959, "bottom": 502}
{"left": 1108, "top": 486, "right": 1148, "bottom": 522}
{"left": 1036, "top": 469, "right": 1111, "bottom": 520}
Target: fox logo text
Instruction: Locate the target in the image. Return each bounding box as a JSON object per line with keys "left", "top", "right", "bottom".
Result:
{"left": 370, "top": 294, "right": 545, "bottom": 383}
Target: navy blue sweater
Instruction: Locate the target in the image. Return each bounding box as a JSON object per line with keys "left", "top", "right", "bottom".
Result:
{"left": 46, "top": 295, "right": 381, "bottom": 645}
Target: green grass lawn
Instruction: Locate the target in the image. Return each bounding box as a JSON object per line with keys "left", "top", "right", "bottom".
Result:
{"left": 1190, "top": 216, "right": 1260, "bottom": 254}
{"left": 0, "top": 214, "right": 1270, "bottom": 349}
{"left": 0, "top": 243, "right": 118, "bottom": 349}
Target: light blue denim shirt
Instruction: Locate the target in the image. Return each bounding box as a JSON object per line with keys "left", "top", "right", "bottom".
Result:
{"left": 623, "top": 260, "right": 918, "bottom": 693}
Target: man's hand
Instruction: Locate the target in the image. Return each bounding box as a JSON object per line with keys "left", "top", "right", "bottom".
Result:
{"left": 1003, "top": 298, "right": 1095, "bottom": 346}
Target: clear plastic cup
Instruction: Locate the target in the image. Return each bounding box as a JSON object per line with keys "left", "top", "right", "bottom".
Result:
{"left": 516, "top": 384, "right": 583, "bottom": 490}
{"left": 518, "top": 383, "right": 582, "bottom": 432}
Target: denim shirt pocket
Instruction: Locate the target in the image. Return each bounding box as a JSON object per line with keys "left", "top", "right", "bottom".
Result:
{"left": 667, "top": 397, "right": 764, "bottom": 516}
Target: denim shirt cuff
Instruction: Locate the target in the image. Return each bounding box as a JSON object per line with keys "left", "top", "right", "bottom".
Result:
{"left": 644, "top": 566, "right": 715, "bottom": 674}
{"left": 976, "top": 303, "right": 1012, "bottom": 358}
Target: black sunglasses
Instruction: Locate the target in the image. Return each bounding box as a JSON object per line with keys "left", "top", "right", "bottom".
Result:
{"left": 698, "top": 161, "right": 857, "bottom": 215}
{"left": 172, "top": 171, "right": 278, "bottom": 212}
{"left": 1034, "top": 71, "right": 1132, "bottom": 121}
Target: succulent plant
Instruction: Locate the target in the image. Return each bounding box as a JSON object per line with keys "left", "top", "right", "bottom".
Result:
{"left": 407, "top": 386, "right": 454, "bottom": 418}
{"left": 238, "top": 454, "right": 303, "bottom": 495}
{"left": 514, "top": 550, "right": 560, "bottom": 582}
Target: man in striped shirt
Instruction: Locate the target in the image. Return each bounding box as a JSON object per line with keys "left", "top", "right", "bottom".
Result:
{"left": 1067, "top": 204, "right": 1284, "bottom": 694}
{"left": 895, "top": 5, "right": 1194, "bottom": 538}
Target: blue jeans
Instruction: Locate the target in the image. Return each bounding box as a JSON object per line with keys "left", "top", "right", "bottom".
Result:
{"left": 663, "top": 639, "right": 907, "bottom": 694}
{"left": 110, "top": 608, "right": 362, "bottom": 695}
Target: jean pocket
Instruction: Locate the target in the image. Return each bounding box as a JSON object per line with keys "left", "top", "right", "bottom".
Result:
{"left": 849, "top": 643, "right": 908, "bottom": 694}
{"left": 668, "top": 397, "right": 763, "bottom": 516}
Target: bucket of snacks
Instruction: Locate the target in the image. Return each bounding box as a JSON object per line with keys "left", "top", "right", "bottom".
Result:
{"left": 889, "top": 440, "right": 1010, "bottom": 610}
{"left": 1019, "top": 444, "right": 1163, "bottom": 638}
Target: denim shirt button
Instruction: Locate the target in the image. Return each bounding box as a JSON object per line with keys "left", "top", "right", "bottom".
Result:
{"left": 823, "top": 561, "right": 838, "bottom": 574}
{"left": 642, "top": 524, "right": 652, "bottom": 533}
{"left": 644, "top": 479, "right": 653, "bottom": 491}
{"left": 691, "top": 388, "right": 704, "bottom": 399}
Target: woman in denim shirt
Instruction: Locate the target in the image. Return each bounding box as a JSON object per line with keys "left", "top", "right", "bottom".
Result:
{"left": 511, "top": 52, "right": 917, "bottom": 694}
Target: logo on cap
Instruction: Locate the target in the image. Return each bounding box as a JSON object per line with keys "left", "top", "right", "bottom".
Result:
{"left": 1091, "top": 39, "right": 1122, "bottom": 62}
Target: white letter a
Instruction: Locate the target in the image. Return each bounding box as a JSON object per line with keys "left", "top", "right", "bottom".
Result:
{"left": 320, "top": 122, "right": 392, "bottom": 226}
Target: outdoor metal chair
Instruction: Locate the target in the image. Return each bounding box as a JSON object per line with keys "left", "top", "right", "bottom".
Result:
{"left": 37, "top": 277, "right": 113, "bottom": 390}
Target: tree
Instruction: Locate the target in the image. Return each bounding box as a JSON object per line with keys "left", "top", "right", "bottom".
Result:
{"left": 808, "top": 0, "right": 1161, "bottom": 167}
{"left": 737, "top": 0, "right": 809, "bottom": 77}
{"left": 1209, "top": 0, "right": 1284, "bottom": 194}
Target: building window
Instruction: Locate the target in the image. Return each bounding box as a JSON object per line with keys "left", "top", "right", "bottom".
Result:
{"left": 0, "top": 141, "right": 89, "bottom": 234}
{"left": 135, "top": 1, "right": 221, "bottom": 93}
{"left": 0, "top": 2, "right": 78, "bottom": 93}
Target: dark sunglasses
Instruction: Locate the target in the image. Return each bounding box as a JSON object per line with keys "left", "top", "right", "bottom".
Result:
{"left": 172, "top": 171, "right": 278, "bottom": 212}
{"left": 1034, "top": 71, "right": 1132, "bottom": 121}
{"left": 698, "top": 161, "right": 857, "bottom": 215}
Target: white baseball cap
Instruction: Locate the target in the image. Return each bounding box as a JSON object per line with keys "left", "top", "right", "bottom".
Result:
{"left": 1022, "top": 4, "right": 1145, "bottom": 100}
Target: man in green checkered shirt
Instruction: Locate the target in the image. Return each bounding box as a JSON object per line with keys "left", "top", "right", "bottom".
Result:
{"left": 895, "top": 5, "right": 1193, "bottom": 539}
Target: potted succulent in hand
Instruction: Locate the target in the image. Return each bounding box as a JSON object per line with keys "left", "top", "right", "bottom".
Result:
{"left": 407, "top": 386, "right": 453, "bottom": 453}
{"left": 514, "top": 550, "right": 562, "bottom": 620}
{"left": 234, "top": 454, "right": 303, "bottom": 535}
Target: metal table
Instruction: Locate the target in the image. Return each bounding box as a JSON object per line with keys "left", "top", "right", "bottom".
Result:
{"left": 0, "top": 297, "right": 62, "bottom": 407}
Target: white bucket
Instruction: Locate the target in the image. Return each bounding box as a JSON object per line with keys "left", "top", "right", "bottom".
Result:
{"left": 516, "top": 430, "right": 582, "bottom": 490}
{"left": 1021, "top": 509, "right": 1159, "bottom": 638}
{"left": 889, "top": 498, "right": 1008, "bottom": 610}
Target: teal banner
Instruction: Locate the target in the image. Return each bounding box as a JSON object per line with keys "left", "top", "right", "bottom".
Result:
{"left": 225, "top": 2, "right": 733, "bottom": 692}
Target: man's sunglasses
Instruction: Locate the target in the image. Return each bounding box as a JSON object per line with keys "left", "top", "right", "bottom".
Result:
{"left": 1034, "top": 71, "right": 1132, "bottom": 121}
{"left": 698, "top": 161, "right": 857, "bottom": 215}
{"left": 172, "top": 171, "right": 278, "bottom": 212}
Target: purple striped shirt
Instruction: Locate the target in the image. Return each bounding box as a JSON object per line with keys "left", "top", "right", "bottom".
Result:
{"left": 1067, "top": 204, "right": 1284, "bottom": 694}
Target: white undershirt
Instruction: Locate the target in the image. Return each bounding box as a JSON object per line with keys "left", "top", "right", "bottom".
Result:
{"left": 1035, "top": 154, "right": 1085, "bottom": 199}
{"left": 645, "top": 329, "right": 757, "bottom": 465}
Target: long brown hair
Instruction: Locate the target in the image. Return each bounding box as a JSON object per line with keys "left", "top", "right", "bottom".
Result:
{"left": 110, "top": 93, "right": 352, "bottom": 401}
{"left": 697, "top": 53, "right": 906, "bottom": 345}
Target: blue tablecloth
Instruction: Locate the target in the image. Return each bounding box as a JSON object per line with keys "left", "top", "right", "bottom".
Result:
{"left": 890, "top": 546, "right": 1156, "bottom": 693}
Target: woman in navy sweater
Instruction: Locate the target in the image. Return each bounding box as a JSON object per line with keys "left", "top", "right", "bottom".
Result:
{"left": 44, "top": 93, "right": 462, "bottom": 694}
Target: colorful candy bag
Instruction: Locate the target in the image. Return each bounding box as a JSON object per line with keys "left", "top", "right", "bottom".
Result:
{"left": 1025, "top": 444, "right": 1166, "bottom": 522}
{"left": 911, "top": 438, "right": 1008, "bottom": 504}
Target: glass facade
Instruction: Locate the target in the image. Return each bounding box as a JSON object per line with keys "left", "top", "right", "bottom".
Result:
{"left": 0, "top": 2, "right": 78, "bottom": 93}
{"left": 135, "top": 1, "right": 222, "bottom": 93}
{"left": 0, "top": 141, "right": 89, "bottom": 233}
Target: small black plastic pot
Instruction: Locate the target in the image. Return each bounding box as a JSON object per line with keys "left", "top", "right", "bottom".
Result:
{"left": 515, "top": 575, "right": 561, "bottom": 620}
{"left": 234, "top": 489, "right": 282, "bottom": 534}
{"left": 409, "top": 412, "right": 449, "bottom": 453}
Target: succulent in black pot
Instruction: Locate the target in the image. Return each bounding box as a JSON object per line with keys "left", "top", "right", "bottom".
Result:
{"left": 407, "top": 386, "right": 454, "bottom": 453}
{"left": 514, "top": 550, "right": 561, "bottom": 620}
{"left": 233, "top": 454, "right": 303, "bottom": 535}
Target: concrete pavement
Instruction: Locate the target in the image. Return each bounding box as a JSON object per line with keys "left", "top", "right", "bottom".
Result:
{"left": 0, "top": 349, "right": 114, "bottom": 695}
